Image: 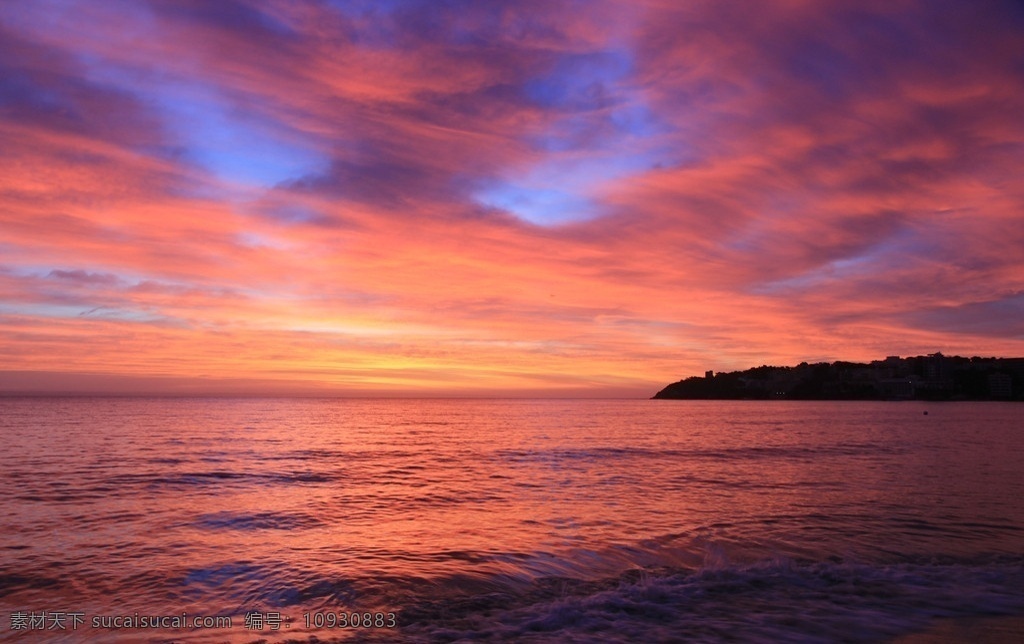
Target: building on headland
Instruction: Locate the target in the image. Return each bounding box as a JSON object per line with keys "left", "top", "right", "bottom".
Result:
{"left": 988, "top": 373, "right": 1013, "bottom": 399}
{"left": 924, "top": 352, "right": 949, "bottom": 383}
{"left": 879, "top": 376, "right": 917, "bottom": 400}
{"left": 871, "top": 355, "right": 912, "bottom": 380}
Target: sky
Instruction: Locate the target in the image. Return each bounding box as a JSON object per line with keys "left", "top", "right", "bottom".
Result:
{"left": 2, "top": 0, "right": 1024, "bottom": 396}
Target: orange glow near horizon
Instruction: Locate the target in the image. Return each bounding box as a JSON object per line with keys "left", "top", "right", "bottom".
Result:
{"left": 2, "top": 1, "right": 1024, "bottom": 396}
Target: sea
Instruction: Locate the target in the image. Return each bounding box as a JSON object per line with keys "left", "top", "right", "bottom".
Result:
{"left": 0, "top": 398, "right": 1022, "bottom": 643}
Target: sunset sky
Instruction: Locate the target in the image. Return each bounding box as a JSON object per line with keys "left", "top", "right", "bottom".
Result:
{"left": 2, "top": 0, "right": 1023, "bottom": 396}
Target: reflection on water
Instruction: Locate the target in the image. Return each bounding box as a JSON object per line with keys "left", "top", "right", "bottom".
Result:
{"left": 0, "top": 399, "right": 1022, "bottom": 642}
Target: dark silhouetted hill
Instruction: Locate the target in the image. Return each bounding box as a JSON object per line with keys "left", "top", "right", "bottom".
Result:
{"left": 652, "top": 354, "right": 1024, "bottom": 401}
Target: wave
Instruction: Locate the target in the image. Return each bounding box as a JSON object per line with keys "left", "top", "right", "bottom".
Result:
{"left": 3, "top": 550, "right": 1020, "bottom": 642}
{"left": 385, "top": 556, "right": 1024, "bottom": 643}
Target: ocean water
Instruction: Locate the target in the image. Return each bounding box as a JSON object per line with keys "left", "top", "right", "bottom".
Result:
{"left": 0, "top": 398, "right": 1022, "bottom": 643}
